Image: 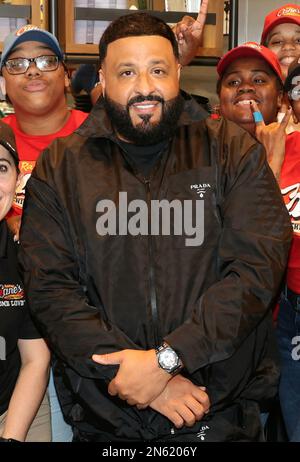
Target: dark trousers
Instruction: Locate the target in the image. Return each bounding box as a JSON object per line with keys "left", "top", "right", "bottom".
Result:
{"left": 277, "top": 288, "right": 300, "bottom": 442}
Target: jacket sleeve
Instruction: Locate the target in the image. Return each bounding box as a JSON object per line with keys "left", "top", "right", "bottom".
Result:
{"left": 165, "top": 139, "right": 292, "bottom": 374}
{"left": 19, "top": 164, "right": 139, "bottom": 381}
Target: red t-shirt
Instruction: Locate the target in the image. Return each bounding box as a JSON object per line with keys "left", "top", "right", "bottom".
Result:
{"left": 281, "top": 131, "right": 300, "bottom": 293}
{"left": 3, "top": 109, "right": 88, "bottom": 217}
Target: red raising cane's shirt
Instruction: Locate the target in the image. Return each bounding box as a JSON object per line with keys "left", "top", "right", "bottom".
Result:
{"left": 3, "top": 109, "right": 88, "bottom": 217}
{"left": 281, "top": 131, "right": 300, "bottom": 293}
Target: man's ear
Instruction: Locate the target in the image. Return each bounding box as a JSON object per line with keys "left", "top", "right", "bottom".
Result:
{"left": 99, "top": 69, "right": 105, "bottom": 96}
{"left": 177, "top": 63, "right": 181, "bottom": 81}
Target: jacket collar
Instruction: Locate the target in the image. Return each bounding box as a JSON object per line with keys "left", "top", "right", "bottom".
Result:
{"left": 75, "top": 91, "right": 208, "bottom": 140}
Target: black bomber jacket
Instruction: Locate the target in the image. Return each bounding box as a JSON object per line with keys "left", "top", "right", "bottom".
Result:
{"left": 19, "top": 96, "right": 292, "bottom": 441}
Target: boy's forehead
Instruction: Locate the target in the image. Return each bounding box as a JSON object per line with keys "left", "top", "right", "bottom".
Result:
{"left": 8, "top": 40, "right": 53, "bottom": 57}
{"left": 268, "top": 22, "right": 300, "bottom": 38}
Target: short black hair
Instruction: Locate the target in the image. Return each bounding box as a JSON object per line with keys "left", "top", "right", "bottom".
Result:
{"left": 99, "top": 12, "right": 179, "bottom": 66}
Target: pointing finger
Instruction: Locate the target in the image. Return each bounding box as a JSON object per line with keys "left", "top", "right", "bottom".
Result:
{"left": 251, "top": 100, "right": 265, "bottom": 127}
{"left": 280, "top": 107, "right": 292, "bottom": 130}
{"left": 194, "top": 0, "right": 209, "bottom": 31}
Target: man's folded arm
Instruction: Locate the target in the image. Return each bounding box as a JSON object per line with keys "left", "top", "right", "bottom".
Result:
{"left": 19, "top": 174, "right": 139, "bottom": 381}
{"left": 165, "top": 142, "right": 292, "bottom": 374}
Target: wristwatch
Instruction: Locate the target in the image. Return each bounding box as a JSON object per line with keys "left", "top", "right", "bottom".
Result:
{"left": 155, "top": 342, "right": 183, "bottom": 375}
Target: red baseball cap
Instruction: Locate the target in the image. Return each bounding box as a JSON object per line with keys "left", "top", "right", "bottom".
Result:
{"left": 261, "top": 4, "right": 300, "bottom": 44}
{"left": 217, "top": 42, "right": 283, "bottom": 82}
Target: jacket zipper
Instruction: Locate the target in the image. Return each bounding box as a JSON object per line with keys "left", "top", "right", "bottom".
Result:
{"left": 145, "top": 178, "right": 161, "bottom": 347}
{"left": 116, "top": 139, "right": 166, "bottom": 348}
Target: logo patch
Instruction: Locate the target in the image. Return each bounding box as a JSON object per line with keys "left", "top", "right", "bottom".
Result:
{"left": 190, "top": 183, "right": 211, "bottom": 198}
{"left": 16, "top": 25, "right": 40, "bottom": 37}
{"left": 196, "top": 425, "right": 210, "bottom": 441}
{"left": 0, "top": 284, "right": 24, "bottom": 300}
{"left": 281, "top": 183, "right": 300, "bottom": 235}
{"left": 277, "top": 7, "right": 300, "bottom": 18}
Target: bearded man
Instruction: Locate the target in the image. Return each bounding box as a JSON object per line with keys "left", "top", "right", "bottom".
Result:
{"left": 19, "top": 13, "right": 291, "bottom": 442}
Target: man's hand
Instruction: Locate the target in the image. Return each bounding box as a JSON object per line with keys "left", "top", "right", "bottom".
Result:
{"left": 6, "top": 215, "right": 21, "bottom": 242}
{"left": 251, "top": 101, "right": 291, "bottom": 182}
{"left": 149, "top": 375, "right": 210, "bottom": 429}
{"left": 173, "top": 0, "right": 209, "bottom": 66}
{"left": 92, "top": 349, "right": 171, "bottom": 407}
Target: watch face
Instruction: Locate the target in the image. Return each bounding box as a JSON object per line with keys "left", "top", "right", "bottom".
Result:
{"left": 159, "top": 348, "right": 178, "bottom": 370}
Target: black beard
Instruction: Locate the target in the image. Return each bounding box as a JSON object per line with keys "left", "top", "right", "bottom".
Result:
{"left": 103, "top": 93, "right": 184, "bottom": 145}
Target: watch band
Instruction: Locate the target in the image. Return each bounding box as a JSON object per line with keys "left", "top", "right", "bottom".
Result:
{"left": 155, "top": 341, "right": 169, "bottom": 353}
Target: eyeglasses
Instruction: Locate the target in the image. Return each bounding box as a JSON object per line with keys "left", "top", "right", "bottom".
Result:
{"left": 288, "top": 87, "right": 300, "bottom": 101}
{"left": 4, "top": 55, "right": 60, "bottom": 75}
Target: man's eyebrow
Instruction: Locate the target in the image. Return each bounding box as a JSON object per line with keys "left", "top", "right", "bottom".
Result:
{"left": 116, "top": 62, "right": 135, "bottom": 69}
{"left": 116, "top": 59, "right": 169, "bottom": 69}
{"left": 149, "top": 59, "right": 169, "bottom": 65}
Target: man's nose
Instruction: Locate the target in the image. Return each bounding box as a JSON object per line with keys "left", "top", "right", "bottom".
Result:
{"left": 134, "top": 72, "right": 155, "bottom": 95}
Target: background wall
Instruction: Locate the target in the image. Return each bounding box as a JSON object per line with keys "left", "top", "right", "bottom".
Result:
{"left": 237, "top": 0, "right": 300, "bottom": 44}
{"left": 180, "top": 65, "right": 219, "bottom": 107}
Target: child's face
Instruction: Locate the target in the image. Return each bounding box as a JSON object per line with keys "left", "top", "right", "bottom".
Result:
{"left": 267, "top": 23, "right": 300, "bottom": 78}
{"left": 0, "top": 146, "right": 18, "bottom": 221}
{"left": 219, "top": 57, "right": 282, "bottom": 135}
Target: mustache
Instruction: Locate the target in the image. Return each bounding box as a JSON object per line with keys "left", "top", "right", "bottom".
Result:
{"left": 127, "top": 94, "right": 164, "bottom": 108}
{"left": 103, "top": 92, "right": 184, "bottom": 145}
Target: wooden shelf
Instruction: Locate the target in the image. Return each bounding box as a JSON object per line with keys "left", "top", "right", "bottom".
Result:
{"left": 0, "top": 1, "right": 224, "bottom": 61}
{"left": 58, "top": 0, "right": 224, "bottom": 59}
{"left": 74, "top": 7, "right": 216, "bottom": 23}
{"left": 0, "top": 5, "right": 31, "bottom": 19}
{"left": 0, "top": 1, "right": 48, "bottom": 52}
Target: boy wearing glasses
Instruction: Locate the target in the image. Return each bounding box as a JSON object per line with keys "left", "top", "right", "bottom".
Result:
{"left": 0, "top": 25, "right": 88, "bottom": 241}
{"left": 0, "top": 25, "right": 88, "bottom": 443}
